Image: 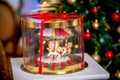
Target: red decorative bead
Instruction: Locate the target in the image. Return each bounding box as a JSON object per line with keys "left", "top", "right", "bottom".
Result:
{"left": 91, "top": 7, "right": 99, "bottom": 13}
{"left": 60, "top": 62, "right": 66, "bottom": 67}
{"left": 36, "top": 58, "right": 41, "bottom": 66}
{"left": 112, "top": 12, "right": 120, "bottom": 22}
{"left": 43, "top": 63, "right": 48, "bottom": 68}
{"left": 67, "top": 59, "right": 72, "bottom": 65}
{"left": 52, "top": 62, "right": 58, "bottom": 69}
{"left": 105, "top": 50, "right": 114, "bottom": 60}
{"left": 84, "top": 32, "right": 92, "bottom": 40}
{"left": 37, "top": 61, "right": 42, "bottom": 66}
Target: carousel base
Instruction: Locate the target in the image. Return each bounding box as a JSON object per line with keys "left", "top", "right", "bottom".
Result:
{"left": 21, "top": 54, "right": 88, "bottom": 74}
{"left": 21, "top": 63, "right": 81, "bottom": 74}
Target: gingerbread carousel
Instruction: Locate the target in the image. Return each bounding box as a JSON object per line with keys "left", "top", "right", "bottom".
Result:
{"left": 21, "top": 13, "right": 84, "bottom": 74}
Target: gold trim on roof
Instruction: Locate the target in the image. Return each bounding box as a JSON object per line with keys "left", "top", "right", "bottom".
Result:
{"left": 21, "top": 18, "right": 81, "bottom": 28}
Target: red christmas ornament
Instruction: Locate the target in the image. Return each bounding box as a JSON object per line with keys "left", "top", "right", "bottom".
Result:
{"left": 105, "top": 50, "right": 114, "bottom": 60}
{"left": 112, "top": 12, "right": 120, "bottom": 22}
{"left": 84, "top": 31, "right": 92, "bottom": 40}
{"left": 91, "top": 7, "right": 99, "bottom": 13}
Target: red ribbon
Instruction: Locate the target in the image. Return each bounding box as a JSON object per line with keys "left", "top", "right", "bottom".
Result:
{"left": 23, "top": 13, "right": 81, "bottom": 21}
{"left": 80, "top": 16, "right": 84, "bottom": 69}
{"left": 39, "top": 21, "right": 44, "bottom": 73}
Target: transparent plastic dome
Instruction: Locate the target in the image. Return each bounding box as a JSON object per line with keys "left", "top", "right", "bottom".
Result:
{"left": 21, "top": 13, "right": 84, "bottom": 74}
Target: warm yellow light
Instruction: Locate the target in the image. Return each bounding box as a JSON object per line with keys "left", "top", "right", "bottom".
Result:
{"left": 74, "top": 44, "right": 79, "bottom": 49}
{"left": 57, "top": 71, "right": 66, "bottom": 74}
{"left": 118, "top": 39, "right": 120, "bottom": 43}
{"left": 93, "top": 20, "right": 99, "bottom": 30}
{"left": 42, "top": 1, "right": 47, "bottom": 5}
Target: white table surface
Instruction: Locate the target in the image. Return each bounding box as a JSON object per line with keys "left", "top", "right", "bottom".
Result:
{"left": 11, "top": 54, "right": 109, "bottom": 80}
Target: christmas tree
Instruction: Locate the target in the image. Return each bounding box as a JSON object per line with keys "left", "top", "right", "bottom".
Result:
{"left": 61, "top": 0, "right": 120, "bottom": 79}
{"left": 38, "top": 0, "right": 120, "bottom": 79}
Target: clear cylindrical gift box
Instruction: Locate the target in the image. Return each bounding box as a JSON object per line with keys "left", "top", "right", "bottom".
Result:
{"left": 21, "top": 13, "right": 84, "bottom": 74}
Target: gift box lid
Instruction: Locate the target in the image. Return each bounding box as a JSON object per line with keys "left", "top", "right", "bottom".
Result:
{"left": 21, "top": 13, "right": 83, "bottom": 28}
